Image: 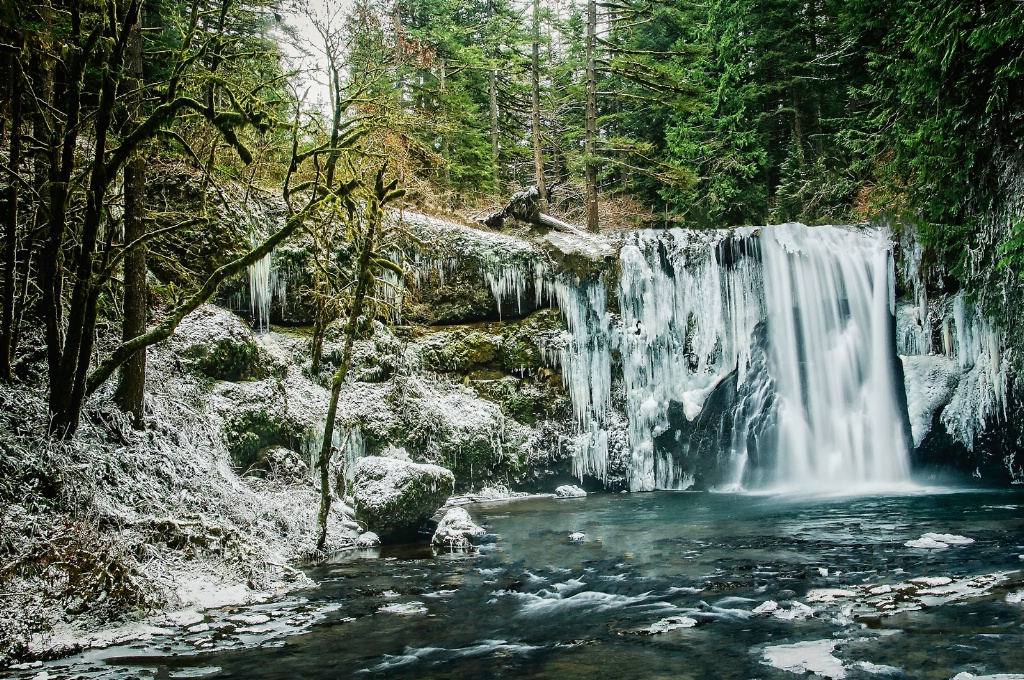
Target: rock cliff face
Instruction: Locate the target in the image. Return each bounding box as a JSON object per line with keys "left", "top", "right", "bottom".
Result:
{"left": 216, "top": 210, "right": 1019, "bottom": 493}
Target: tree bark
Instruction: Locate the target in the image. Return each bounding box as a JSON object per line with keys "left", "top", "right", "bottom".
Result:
{"left": 114, "top": 10, "right": 148, "bottom": 426}
{"left": 531, "top": 0, "right": 547, "bottom": 205}
{"left": 792, "top": 85, "right": 805, "bottom": 168}
{"left": 51, "top": 2, "right": 137, "bottom": 437}
{"left": 316, "top": 209, "right": 378, "bottom": 553}
{"left": 584, "top": 0, "right": 599, "bottom": 232}
{"left": 489, "top": 68, "right": 500, "bottom": 193}
{"left": 2, "top": 57, "right": 22, "bottom": 383}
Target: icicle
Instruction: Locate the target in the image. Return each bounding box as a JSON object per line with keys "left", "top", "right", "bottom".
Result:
{"left": 248, "top": 253, "right": 272, "bottom": 333}
{"left": 940, "top": 292, "right": 1010, "bottom": 449}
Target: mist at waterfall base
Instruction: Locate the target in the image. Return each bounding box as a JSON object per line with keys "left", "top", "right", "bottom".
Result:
{"left": 50, "top": 490, "right": 1024, "bottom": 679}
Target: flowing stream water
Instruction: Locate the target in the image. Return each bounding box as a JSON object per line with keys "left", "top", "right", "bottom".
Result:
{"left": 53, "top": 222, "right": 1017, "bottom": 680}
{"left": 18, "top": 489, "right": 1024, "bottom": 679}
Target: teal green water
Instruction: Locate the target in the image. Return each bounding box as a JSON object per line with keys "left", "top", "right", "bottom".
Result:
{"left": 15, "top": 489, "right": 1024, "bottom": 679}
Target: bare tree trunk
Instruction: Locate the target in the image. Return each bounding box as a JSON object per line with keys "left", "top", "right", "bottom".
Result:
{"left": 792, "top": 85, "right": 805, "bottom": 168}
{"left": 310, "top": 289, "right": 327, "bottom": 375}
{"left": 316, "top": 215, "right": 378, "bottom": 553}
{"left": 531, "top": 0, "right": 547, "bottom": 206}
{"left": 114, "top": 10, "right": 147, "bottom": 426}
{"left": 42, "top": 10, "right": 88, "bottom": 418}
{"left": 439, "top": 60, "right": 451, "bottom": 192}
{"left": 2, "top": 57, "right": 22, "bottom": 383}
{"left": 584, "top": 0, "right": 599, "bottom": 232}
{"left": 51, "top": 1, "right": 134, "bottom": 436}
{"left": 489, "top": 68, "right": 500, "bottom": 193}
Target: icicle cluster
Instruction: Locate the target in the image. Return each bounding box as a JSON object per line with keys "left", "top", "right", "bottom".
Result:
{"left": 246, "top": 253, "right": 289, "bottom": 333}
{"left": 535, "top": 224, "right": 912, "bottom": 492}
{"left": 940, "top": 294, "right": 1011, "bottom": 448}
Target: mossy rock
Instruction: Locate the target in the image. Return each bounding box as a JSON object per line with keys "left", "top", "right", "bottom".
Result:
{"left": 195, "top": 338, "right": 264, "bottom": 381}
{"left": 224, "top": 408, "right": 304, "bottom": 470}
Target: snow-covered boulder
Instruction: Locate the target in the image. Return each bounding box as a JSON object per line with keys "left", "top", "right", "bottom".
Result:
{"left": 355, "top": 531, "right": 381, "bottom": 548}
{"left": 432, "top": 507, "right": 485, "bottom": 549}
{"left": 172, "top": 304, "right": 265, "bottom": 381}
{"left": 555, "top": 485, "right": 587, "bottom": 498}
{"left": 246, "top": 445, "right": 308, "bottom": 481}
{"left": 351, "top": 456, "right": 455, "bottom": 542}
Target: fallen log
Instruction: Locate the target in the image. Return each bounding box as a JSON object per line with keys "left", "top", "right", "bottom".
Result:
{"left": 482, "top": 187, "right": 581, "bottom": 233}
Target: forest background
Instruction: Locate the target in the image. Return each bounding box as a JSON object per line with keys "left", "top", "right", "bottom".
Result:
{"left": 0, "top": 0, "right": 1023, "bottom": 428}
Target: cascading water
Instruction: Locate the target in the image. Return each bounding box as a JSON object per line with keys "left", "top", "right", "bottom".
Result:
{"left": 534, "top": 223, "right": 912, "bottom": 493}
{"left": 759, "top": 224, "right": 910, "bottom": 491}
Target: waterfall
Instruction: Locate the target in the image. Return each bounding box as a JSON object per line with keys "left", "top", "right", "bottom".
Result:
{"left": 759, "top": 224, "right": 910, "bottom": 491}
{"left": 544, "top": 223, "right": 912, "bottom": 493}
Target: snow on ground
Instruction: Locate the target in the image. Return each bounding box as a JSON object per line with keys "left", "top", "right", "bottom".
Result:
{"left": 1, "top": 307, "right": 361, "bottom": 665}
{"left": 762, "top": 640, "right": 847, "bottom": 679}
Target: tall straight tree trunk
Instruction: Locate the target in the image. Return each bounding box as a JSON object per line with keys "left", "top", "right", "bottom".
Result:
{"left": 114, "top": 11, "right": 147, "bottom": 426}
{"left": 531, "top": 0, "right": 547, "bottom": 204}
{"left": 489, "top": 68, "right": 500, "bottom": 193}
{"left": 584, "top": 0, "right": 599, "bottom": 232}
{"left": 42, "top": 15, "right": 88, "bottom": 417}
{"left": 439, "top": 60, "right": 451, "bottom": 190}
{"left": 2, "top": 57, "right": 22, "bottom": 383}
{"left": 792, "top": 85, "right": 805, "bottom": 168}
{"left": 52, "top": 1, "right": 140, "bottom": 436}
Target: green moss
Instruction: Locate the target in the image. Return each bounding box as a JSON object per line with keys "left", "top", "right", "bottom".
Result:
{"left": 196, "top": 339, "right": 264, "bottom": 381}
{"left": 474, "top": 378, "right": 540, "bottom": 425}
{"left": 224, "top": 409, "right": 298, "bottom": 469}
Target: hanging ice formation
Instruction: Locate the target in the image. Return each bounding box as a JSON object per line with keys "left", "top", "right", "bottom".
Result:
{"left": 504, "top": 224, "right": 911, "bottom": 493}
{"left": 896, "top": 202, "right": 1013, "bottom": 453}
{"left": 246, "top": 253, "right": 289, "bottom": 333}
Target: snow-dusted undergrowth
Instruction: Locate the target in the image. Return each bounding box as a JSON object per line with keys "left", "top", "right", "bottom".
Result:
{"left": 0, "top": 311, "right": 357, "bottom": 666}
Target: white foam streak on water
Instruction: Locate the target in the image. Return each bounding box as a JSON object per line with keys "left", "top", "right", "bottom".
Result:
{"left": 760, "top": 225, "right": 910, "bottom": 491}
{"left": 500, "top": 588, "right": 677, "bottom": 619}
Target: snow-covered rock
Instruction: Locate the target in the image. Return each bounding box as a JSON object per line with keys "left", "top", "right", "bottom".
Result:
{"left": 905, "top": 533, "right": 972, "bottom": 549}
{"left": 431, "top": 508, "right": 485, "bottom": 549}
{"left": 247, "top": 445, "right": 308, "bottom": 480}
{"left": 763, "top": 640, "right": 846, "bottom": 680}
{"left": 555, "top": 485, "right": 587, "bottom": 498}
{"left": 171, "top": 305, "right": 265, "bottom": 381}
{"left": 641, "top": 616, "right": 697, "bottom": 634}
{"left": 351, "top": 456, "right": 455, "bottom": 542}
{"left": 355, "top": 531, "right": 381, "bottom": 548}
{"left": 921, "top": 533, "right": 974, "bottom": 545}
